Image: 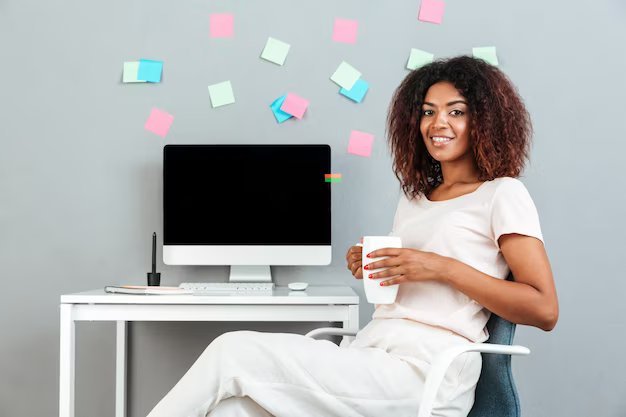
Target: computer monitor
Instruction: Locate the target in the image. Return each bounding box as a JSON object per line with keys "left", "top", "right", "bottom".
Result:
{"left": 163, "top": 144, "right": 331, "bottom": 283}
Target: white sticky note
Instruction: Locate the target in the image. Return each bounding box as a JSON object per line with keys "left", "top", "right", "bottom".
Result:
{"left": 260, "top": 37, "right": 291, "bottom": 66}
{"left": 330, "top": 61, "right": 361, "bottom": 90}
{"left": 407, "top": 49, "right": 434, "bottom": 70}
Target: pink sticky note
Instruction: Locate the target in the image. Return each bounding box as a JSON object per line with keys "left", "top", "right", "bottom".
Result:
{"left": 280, "top": 93, "right": 309, "bottom": 120}
{"left": 418, "top": 0, "right": 445, "bottom": 24}
{"left": 144, "top": 108, "right": 174, "bottom": 137}
{"left": 210, "top": 13, "right": 234, "bottom": 38}
{"left": 332, "top": 18, "right": 358, "bottom": 44}
{"left": 347, "top": 130, "right": 374, "bottom": 157}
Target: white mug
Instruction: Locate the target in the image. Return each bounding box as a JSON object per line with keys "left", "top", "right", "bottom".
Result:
{"left": 361, "top": 236, "right": 402, "bottom": 304}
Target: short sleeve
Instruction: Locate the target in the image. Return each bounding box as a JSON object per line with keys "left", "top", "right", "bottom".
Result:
{"left": 490, "top": 178, "right": 544, "bottom": 250}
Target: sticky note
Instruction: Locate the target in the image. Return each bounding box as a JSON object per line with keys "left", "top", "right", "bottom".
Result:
{"left": 325, "top": 173, "right": 342, "bottom": 183}
{"left": 330, "top": 61, "right": 361, "bottom": 90}
{"left": 339, "top": 78, "right": 369, "bottom": 103}
{"left": 280, "top": 93, "right": 309, "bottom": 119}
{"left": 332, "top": 18, "right": 358, "bottom": 44}
{"left": 144, "top": 108, "right": 174, "bottom": 137}
{"left": 208, "top": 81, "right": 235, "bottom": 108}
{"left": 137, "top": 59, "right": 163, "bottom": 83}
{"left": 123, "top": 62, "right": 146, "bottom": 83}
{"left": 260, "top": 37, "right": 291, "bottom": 66}
{"left": 347, "top": 130, "right": 374, "bottom": 157}
{"left": 210, "top": 13, "right": 234, "bottom": 38}
{"left": 473, "top": 47, "right": 499, "bottom": 66}
{"left": 418, "top": 0, "right": 445, "bottom": 24}
{"left": 269, "top": 95, "right": 293, "bottom": 123}
{"left": 407, "top": 48, "right": 434, "bottom": 70}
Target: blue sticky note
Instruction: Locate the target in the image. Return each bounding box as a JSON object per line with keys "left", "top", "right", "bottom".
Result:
{"left": 137, "top": 59, "right": 163, "bottom": 83}
{"left": 269, "top": 95, "right": 293, "bottom": 123}
{"left": 339, "top": 78, "right": 369, "bottom": 103}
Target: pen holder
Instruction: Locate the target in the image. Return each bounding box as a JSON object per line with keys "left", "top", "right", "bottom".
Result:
{"left": 147, "top": 272, "right": 161, "bottom": 286}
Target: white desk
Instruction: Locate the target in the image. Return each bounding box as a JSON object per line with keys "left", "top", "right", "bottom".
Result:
{"left": 59, "top": 286, "right": 360, "bottom": 417}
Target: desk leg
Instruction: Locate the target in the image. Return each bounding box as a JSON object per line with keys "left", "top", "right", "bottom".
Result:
{"left": 341, "top": 304, "right": 360, "bottom": 345}
{"left": 116, "top": 321, "right": 127, "bottom": 417}
{"left": 59, "top": 304, "right": 75, "bottom": 417}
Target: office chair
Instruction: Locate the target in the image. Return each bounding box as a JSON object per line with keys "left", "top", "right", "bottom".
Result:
{"left": 305, "top": 274, "right": 530, "bottom": 417}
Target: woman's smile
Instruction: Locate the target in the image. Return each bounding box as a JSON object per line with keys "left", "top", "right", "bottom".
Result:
{"left": 431, "top": 136, "right": 455, "bottom": 147}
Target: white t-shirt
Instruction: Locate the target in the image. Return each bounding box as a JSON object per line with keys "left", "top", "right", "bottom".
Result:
{"left": 372, "top": 177, "right": 544, "bottom": 342}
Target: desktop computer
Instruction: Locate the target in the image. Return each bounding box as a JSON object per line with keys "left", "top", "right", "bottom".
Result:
{"left": 163, "top": 144, "right": 331, "bottom": 289}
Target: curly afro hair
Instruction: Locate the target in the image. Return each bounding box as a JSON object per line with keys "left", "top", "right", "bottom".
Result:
{"left": 387, "top": 55, "right": 532, "bottom": 200}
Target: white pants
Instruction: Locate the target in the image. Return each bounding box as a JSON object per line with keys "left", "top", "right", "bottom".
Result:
{"left": 146, "top": 319, "right": 481, "bottom": 417}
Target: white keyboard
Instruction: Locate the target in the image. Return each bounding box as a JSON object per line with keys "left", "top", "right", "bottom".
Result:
{"left": 179, "top": 282, "right": 275, "bottom": 294}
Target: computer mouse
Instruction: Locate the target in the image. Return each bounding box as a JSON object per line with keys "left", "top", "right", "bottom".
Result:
{"left": 288, "top": 282, "right": 309, "bottom": 291}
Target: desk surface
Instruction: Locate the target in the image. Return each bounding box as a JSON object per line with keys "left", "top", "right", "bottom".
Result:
{"left": 61, "top": 286, "right": 360, "bottom": 305}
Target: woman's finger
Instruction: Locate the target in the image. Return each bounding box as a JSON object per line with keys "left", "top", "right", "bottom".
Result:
{"left": 380, "top": 274, "right": 406, "bottom": 286}
{"left": 354, "top": 267, "right": 363, "bottom": 279}
{"left": 348, "top": 253, "right": 362, "bottom": 264}
{"left": 368, "top": 266, "right": 402, "bottom": 280}
{"left": 364, "top": 256, "right": 401, "bottom": 271}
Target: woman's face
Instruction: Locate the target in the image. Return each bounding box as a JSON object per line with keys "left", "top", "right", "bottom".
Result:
{"left": 419, "top": 81, "right": 472, "bottom": 163}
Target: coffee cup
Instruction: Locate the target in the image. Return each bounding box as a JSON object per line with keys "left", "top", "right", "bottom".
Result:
{"left": 360, "top": 236, "right": 402, "bottom": 304}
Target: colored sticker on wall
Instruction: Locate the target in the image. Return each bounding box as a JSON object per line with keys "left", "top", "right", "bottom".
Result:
{"left": 269, "top": 95, "right": 294, "bottom": 123}
{"left": 210, "top": 13, "right": 234, "bottom": 38}
{"left": 261, "top": 37, "right": 291, "bottom": 65}
{"left": 339, "top": 78, "right": 369, "bottom": 103}
{"left": 406, "top": 49, "right": 434, "bottom": 70}
{"left": 123, "top": 62, "right": 146, "bottom": 83}
{"left": 418, "top": 0, "right": 445, "bottom": 24}
{"left": 330, "top": 61, "right": 361, "bottom": 90}
{"left": 137, "top": 59, "right": 163, "bottom": 83}
{"left": 144, "top": 108, "right": 174, "bottom": 137}
{"left": 332, "top": 18, "right": 358, "bottom": 44}
{"left": 208, "top": 81, "right": 235, "bottom": 108}
{"left": 280, "top": 93, "right": 309, "bottom": 119}
{"left": 325, "top": 174, "right": 342, "bottom": 183}
{"left": 472, "top": 46, "right": 499, "bottom": 66}
{"left": 347, "top": 130, "right": 374, "bottom": 157}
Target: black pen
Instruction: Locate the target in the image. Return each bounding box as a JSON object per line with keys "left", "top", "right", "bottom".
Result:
{"left": 147, "top": 232, "right": 161, "bottom": 286}
{"left": 152, "top": 232, "right": 156, "bottom": 275}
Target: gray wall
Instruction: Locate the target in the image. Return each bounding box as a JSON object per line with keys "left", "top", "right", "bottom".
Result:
{"left": 1, "top": 0, "right": 625, "bottom": 416}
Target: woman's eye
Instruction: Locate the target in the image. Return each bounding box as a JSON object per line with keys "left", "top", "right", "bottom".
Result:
{"left": 422, "top": 110, "right": 433, "bottom": 116}
{"left": 450, "top": 110, "right": 464, "bottom": 116}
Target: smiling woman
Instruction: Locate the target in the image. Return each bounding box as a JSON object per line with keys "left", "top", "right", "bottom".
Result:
{"left": 147, "top": 56, "right": 558, "bottom": 417}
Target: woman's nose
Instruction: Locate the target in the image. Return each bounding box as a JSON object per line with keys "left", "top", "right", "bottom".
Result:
{"left": 434, "top": 113, "right": 448, "bottom": 128}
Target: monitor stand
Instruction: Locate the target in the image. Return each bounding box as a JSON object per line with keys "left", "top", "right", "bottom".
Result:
{"left": 229, "top": 265, "right": 272, "bottom": 283}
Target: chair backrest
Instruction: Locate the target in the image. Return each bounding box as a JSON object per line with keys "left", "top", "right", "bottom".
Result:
{"left": 467, "top": 273, "right": 521, "bottom": 417}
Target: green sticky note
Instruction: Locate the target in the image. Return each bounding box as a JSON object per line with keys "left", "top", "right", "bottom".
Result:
{"left": 330, "top": 61, "right": 361, "bottom": 90}
{"left": 208, "top": 81, "right": 235, "bottom": 108}
{"left": 325, "top": 177, "right": 342, "bottom": 183}
{"left": 406, "top": 49, "right": 434, "bottom": 70}
{"left": 260, "top": 37, "right": 291, "bottom": 66}
{"left": 473, "top": 47, "right": 499, "bottom": 66}
{"left": 123, "top": 61, "right": 146, "bottom": 83}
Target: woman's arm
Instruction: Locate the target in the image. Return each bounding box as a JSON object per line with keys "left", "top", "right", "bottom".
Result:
{"left": 440, "top": 233, "right": 559, "bottom": 331}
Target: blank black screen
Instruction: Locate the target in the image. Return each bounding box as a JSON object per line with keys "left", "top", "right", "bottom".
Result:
{"left": 164, "top": 145, "right": 331, "bottom": 245}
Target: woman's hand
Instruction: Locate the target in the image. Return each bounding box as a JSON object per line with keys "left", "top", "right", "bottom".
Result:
{"left": 345, "top": 244, "right": 364, "bottom": 279}
{"left": 363, "top": 248, "right": 447, "bottom": 286}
